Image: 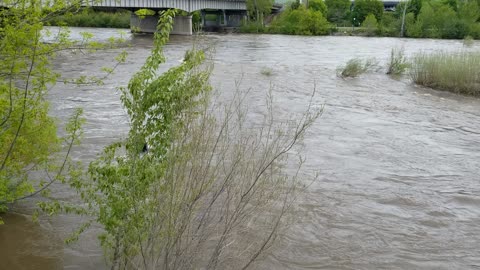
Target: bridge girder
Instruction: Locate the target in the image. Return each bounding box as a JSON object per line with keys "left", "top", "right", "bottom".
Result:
{"left": 89, "top": 0, "right": 247, "bottom": 12}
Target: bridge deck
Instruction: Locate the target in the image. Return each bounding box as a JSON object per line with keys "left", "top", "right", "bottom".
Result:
{"left": 90, "top": 0, "right": 246, "bottom": 12}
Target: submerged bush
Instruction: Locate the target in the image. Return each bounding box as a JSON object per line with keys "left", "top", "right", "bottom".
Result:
{"left": 411, "top": 51, "right": 480, "bottom": 95}
{"left": 463, "top": 35, "right": 474, "bottom": 47}
{"left": 337, "top": 57, "right": 378, "bottom": 78}
{"left": 387, "top": 48, "right": 410, "bottom": 75}
{"left": 260, "top": 67, "right": 273, "bottom": 76}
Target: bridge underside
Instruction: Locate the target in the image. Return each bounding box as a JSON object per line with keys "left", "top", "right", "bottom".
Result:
{"left": 90, "top": 0, "right": 246, "bottom": 12}
{"left": 131, "top": 9, "right": 247, "bottom": 35}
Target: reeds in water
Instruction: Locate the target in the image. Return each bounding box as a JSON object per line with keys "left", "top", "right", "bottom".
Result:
{"left": 411, "top": 51, "right": 480, "bottom": 95}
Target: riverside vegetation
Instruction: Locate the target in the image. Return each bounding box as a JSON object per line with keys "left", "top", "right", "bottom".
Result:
{"left": 1, "top": 1, "right": 323, "bottom": 269}
{"left": 337, "top": 48, "right": 480, "bottom": 96}
{"left": 47, "top": 8, "right": 131, "bottom": 28}
{"left": 0, "top": 0, "right": 127, "bottom": 223}
{"left": 241, "top": 0, "right": 480, "bottom": 39}
{"left": 411, "top": 51, "right": 480, "bottom": 95}
{"left": 44, "top": 0, "right": 480, "bottom": 39}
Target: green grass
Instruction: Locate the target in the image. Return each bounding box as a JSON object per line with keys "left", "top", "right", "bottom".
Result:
{"left": 386, "top": 48, "right": 410, "bottom": 76}
{"left": 411, "top": 51, "right": 480, "bottom": 95}
{"left": 337, "top": 57, "right": 377, "bottom": 78}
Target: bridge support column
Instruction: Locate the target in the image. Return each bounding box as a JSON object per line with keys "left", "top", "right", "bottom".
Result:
{"left": 225, "top": 10, "right": 247, "bottom": 27}
{"left": 172, "top": 15, "right": 192, "bottom": 35}
{"left": 200, "top": 10, "right": 206, "bottom": 28}
{"left": 130, "top": 13, "right": 192, "bottom": 35}
{"left": 221, "top": 10, "right": 227, "bottom": 26}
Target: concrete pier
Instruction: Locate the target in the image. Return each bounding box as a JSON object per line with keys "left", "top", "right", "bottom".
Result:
{"left": 131, "top": 13, "right": 193, "bottom": 35}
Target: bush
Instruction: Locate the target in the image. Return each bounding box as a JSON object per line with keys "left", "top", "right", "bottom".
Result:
{"left": 47, "top": 9, "right": 131, "bottom": 28}
{"left": 386, "top": 48, "right": 409, "bottom": 75}
{"left": 361, "top": 13, "right": 378, "bottom": 36}
{"left": 463, "top": 35, "right": 474, "bottom": 47}
{"left": 325, "top": 0, "right": 350, "bottom": 23}
{"left": 269, "top": 6, "right": 330, "bottom": 35}
{"left": 411, "top": 51, "right": 480, "bottom": 95}
{"left": 308, "top": 0, "right": 328, "bottom": 18}
{"left": 260, "top": 67, "right": 273, "bottom": 76}
{"left": 240, "top": 21, "right": 267, "bottom": 33}
{"left": 337, "top": 57, "right": 377, "bottom": 78}
{"left": 351, "top": 0, "right": 384, "bottom": 24}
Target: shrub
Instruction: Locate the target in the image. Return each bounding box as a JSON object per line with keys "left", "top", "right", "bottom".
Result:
{"left": 386, "top": 48, "right": 410, "bottom": 75}
{"left": 308, "top": 0, "right": 328, "bottom": 18}
{"left": 47, "top": 9, "right": 131, "bottom": 28}
{"left": 269, "top": 6, "right": 330, "bottom": 35}
{"left": 260, "top": 67, "right": 273, "bottom": 76}
{"left": 463, "top": 35, "right": 474, "bottom": 47}
{"left": 337, "top": 57, "right": 377, "bottom": 78}
{"left": 325, "top": 0, "right": 350, "bottom": 23}
{"left": 240, "top": 21, "right": 267, "bottom": 33}
{"left": 351, "top": 0, "right": 384, "bottom": 24}
{"left": 411, "top": 51, "right": 480, "bottom": 95}
{"left": 361, "top": 13, "right": 378, "bottom": 36}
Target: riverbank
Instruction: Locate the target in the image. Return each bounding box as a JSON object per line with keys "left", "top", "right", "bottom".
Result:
{"left": 46, "top": 9, "right": 130, "bottom": 28}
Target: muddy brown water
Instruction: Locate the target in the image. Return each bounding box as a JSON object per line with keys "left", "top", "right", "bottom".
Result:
{"left": 1, "top": 28, "right": 480, "bottom": 269}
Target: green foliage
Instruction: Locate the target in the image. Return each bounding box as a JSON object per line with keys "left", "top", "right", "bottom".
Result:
{"left": 411, "top": 51, "right": 480, "bottom": 95}
{"left": 0, "top": 3, "right": 65, "bottom": 217}
{"left": 240, "top": 20, "right": 267, "bottom": 33}
{"left": 269, "top": 5, "right": 331, "bottom": 35}
{"left": 337, "top": 57, "right": 378, "bottom": 78}
{"left": 134, "top": 9, "right": 156, "bottom": 17}
{"left": 352, "top": 0, "right": 384, "bottom": 24}
{"left": 290, "top": 0, "right": 302, "bottom": 10}
{"left": 378, "top": 12, "right": 401, "bottom": 36}
{"left": 308, "top": 0, "right": 328, "bottom": 18}
{"left": 71, "top": 10, "right": 213, "bottom": 267}
{"left": 325, "top": 0, "right": 351, "bottom": 23}
{"left": 386, "top": 48, "right": 410, "bottom": 75}
{"left": 47, "top": 9, "right": 131, "bottom": 28}
{"left": 192, "top": 10, "right": 202, "bottom": 31}
{"left": 395, "top": 0, "right": 423, "bottom": 19}
{"left": 247, "top": 0, "right": 274, "bottom": 24}
{"left": 361, "top": 13, "right": 378, "bottom": 35}
{"left": 404, "top": 0, "right": 480, "bottom": 39}
{"left": 0, "top": 0, "right": 127, "bottom": 224}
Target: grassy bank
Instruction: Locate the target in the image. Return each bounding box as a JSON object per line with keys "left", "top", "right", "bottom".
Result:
{"left": 411, "top": 51, "right": 480, "bottom": 96}
{"left": 46, "top": 9, "right": 130, "bottom": 28}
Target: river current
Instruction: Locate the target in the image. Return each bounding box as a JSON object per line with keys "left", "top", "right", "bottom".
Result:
{"left": 1, "top": 28, "right": 480, "bottom": 270}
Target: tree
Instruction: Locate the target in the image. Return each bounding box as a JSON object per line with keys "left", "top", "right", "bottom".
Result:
{"left": 395, "top": 0, "right": 422, "bottom": 19}
{"left": 362, "top": 13, "right": 378, "bottom": 35}
{"left": 325, "top": 0, "right": 351, "bottom": 23}
{"left": 269, "top": 5, "right": 331, "bottom": 35}
{"left": 69, "top": 10, "right": 321, "bottom": 270}
{"left": 352, "top": 0, "right": 384, "bottom": 24}
{"left": 0, "top": 0, "right": 125, "bottom": 223}
{"left": 308, "top": 0, "right": 328, "bottom": 18}
{"left": 246, "top": 0, "right": 274, "bottom": 25}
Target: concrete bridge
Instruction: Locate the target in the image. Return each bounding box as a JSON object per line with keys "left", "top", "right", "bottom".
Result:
{"left": 90, "top": 0, "right": 247, "bottom": 12}
{"left": 88, "top": 0, "right": 248, "bottom": 35}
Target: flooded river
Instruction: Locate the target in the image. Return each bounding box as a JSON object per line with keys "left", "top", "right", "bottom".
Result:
{"left": 1, "top": 28, "right": 480, "bottom": 269}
